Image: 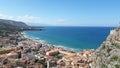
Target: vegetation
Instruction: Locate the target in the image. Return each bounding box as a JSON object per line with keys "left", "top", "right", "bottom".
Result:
{"left": 119, "top": 58, "right": 120, "bottom": 63}
{"left": 18, "top": 46, "right": 23, "bottom": 50}
{"left": 55, "top": 55, "right": 63, "bottom": 59}
{"left": 102, "top": 44, "right": 106, "bottom": 49}
{"left": 110, "top": 55, "right": 118, "bottom": 61}
{"left": 107, "top": 48, "right": 112, "bottom": 53}
{"left": 102, "top": 64, "right": 108, "bottom": 68}
{"left": 0, "top": 19, "right": 42, "bottom": 32}
{"left": 0, "top": 19, "right": 38, "bottom": 32}
{"left": 37, "top": 60, "right": 47, "bottom": 67}
{"left": 115, "top": 43, "right": 120, "bottom": 49}
{"left": 111, "top": 40, "right": 120, "bottom": 49}
{"left": 114, "top": 64, "right": 120, "bottom": 68}
{"left": 38, "top": 60, "right": 46, "bottom": 65}
{"left": 0, "top": 45, "right": 3, "bottom": 48}
{"left": 111, "top": 40, "right": 116, "bottom": 45}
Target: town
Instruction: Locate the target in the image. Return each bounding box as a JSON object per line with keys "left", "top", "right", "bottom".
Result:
{"left": 0, "top": 31, "right": 95, "bottom": 68}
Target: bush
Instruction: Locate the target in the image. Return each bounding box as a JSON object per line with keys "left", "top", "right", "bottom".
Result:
{"left": 55, "top": 55, "right": 63, "bottom": 59}
{"left": 107, "top": 48, "right": 112, "bottom": 53}
{"left": 118, "top": 58, "right": 120, "bottom": 63}
{"left": 102, "top": 64, "right": 108, "bottom": 68}
{"left": 115, "top": 64, "right": 120, "bottom": 68}
{"left": 110, "top": 55, "right": 118, "bottom": 61}
{"left": 37, "top": 60, "right": 46, "bottom": 65}
{"left": 102, "top": 44, "right": 105, "bottom": 49}
{"left": 115, "top": 43, "right": 120, "bottom": 49}
{"left": 0, "top": 45, "right": 3, "bottom": 48}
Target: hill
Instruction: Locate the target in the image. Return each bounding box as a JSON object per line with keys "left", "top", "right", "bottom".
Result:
{"left": 0, "top": 19, "right": 42, "bottom": 31}
{"left": 0, "top": 19, "right": 29, "bottom": 31}
{"left": 92, "top": 27, "right": 120, "bottom": 68}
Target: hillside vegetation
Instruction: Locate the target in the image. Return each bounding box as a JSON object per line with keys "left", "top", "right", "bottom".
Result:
{"left": 0, "top": 19, "right": 42, "bottom": 32}
{"left": 92, "top": 27, "right": 120, "bottom": 68}
{"left": 0, "top": 19, "right": 29, "bottom": 31}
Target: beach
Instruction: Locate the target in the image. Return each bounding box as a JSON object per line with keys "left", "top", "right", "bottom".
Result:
{"left": 20, "top": 32, "right": 95, "bottom": 68}
{"left": 23, "top": 27, "right": 114, "bottom": 52}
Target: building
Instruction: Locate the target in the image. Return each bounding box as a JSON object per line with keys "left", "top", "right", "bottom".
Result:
{"left": 7, "top": 51, "right": 18, "bottom": 58}
{"left": 46, "top": 49, "right": 59, "bottom": 56}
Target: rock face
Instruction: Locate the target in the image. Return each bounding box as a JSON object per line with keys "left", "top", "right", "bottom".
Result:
{"left": 92, "top": 27, "right": 120, "bottom": 68}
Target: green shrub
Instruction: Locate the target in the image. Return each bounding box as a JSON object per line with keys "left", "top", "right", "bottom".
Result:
{"left": 110, "top": 55, "right": 118, "bottom": 61}
{"left": 55, "top": 55, "right": 63, "bottom": 59}
{"left": 37, "top": 60, "right": 46, "bottom": 65}
{"left": 0, "top": 45, "right": 3, "bottom": 48}
{"left": 102, "top": 44, "right": 105, "bottom": 49}
{"left": 115, "top": 43, "right": 120, "bottom": 49}
{"left": 102, "top": 64, "right": 108, "bottom": 68}
{"left": 118, "top": 58, "right": 120, "bottom": 63}
{"left": 111, "top": 41, "right": 115, "bottom": 45}
{"left": 115, "top": 64, "right": 120, "bottom": 68}
{"left": 107, "top": 48, "right": 112, "bottom": 53}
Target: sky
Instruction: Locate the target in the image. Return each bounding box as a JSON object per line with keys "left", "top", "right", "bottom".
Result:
{"left": 0, "top": 0, "right": 120, "bottom": 26}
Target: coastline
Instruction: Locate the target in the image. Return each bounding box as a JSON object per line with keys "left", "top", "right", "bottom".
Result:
{"left": 21, "top": 32, "right": 77, "bottom": 53}
{"left": 23, "top": 26, "right": 114, "bottom": 51}
{"left": 22, "top": 32, "right": 91, "bottom": 52}
{"left": 0, "top": 18, "right": 117, "bottom": 68}
{"left": 0, "top": 30, "right": 95, "bottom": 68}
{"left": 19, "top": 31, "right": 95, "bottom": 68}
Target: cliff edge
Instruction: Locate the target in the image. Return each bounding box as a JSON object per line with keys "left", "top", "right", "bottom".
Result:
{"left": 92, "top": 27, "right": 120, "bottom": 68}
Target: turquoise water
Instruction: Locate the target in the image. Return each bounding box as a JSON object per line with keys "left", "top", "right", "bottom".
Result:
{"left": 24, "top": 26, "right": 115, "bottom": 51}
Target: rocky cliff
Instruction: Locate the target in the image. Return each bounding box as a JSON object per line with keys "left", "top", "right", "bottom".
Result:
{"left": 92, "top": 27, "right": 120, "bottom": 68}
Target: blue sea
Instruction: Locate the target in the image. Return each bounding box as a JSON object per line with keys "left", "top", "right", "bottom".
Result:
{"left": 23, "top": 26, "right": 115, "bottom": 51}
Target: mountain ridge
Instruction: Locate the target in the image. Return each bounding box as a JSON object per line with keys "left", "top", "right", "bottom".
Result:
{"left": 0, "top": 19, "right": 42, "bottom": 31}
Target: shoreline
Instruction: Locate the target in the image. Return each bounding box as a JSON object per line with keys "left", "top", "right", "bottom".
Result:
{"left": 21, "top": 32, "right": 94, "bottom": 52}
{"left": 21, "top": 32, "right": 77, "bottom": 53}
{"left": 0, "top": 30, "right": 95, "bottom": 68}
{"left": 19, "top": 31, "right": 95, "bottom": 68}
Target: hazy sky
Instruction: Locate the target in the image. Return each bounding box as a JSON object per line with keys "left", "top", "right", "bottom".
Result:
{"left": 0, "top": 0, "right": 119, "bottom": 26}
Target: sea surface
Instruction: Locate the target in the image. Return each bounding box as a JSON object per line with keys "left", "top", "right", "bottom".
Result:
{"left": 23, "top": 26, "right": 115, "bottom": 52}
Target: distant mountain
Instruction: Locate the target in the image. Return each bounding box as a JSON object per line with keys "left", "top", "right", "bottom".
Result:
{"left": 0, "top": 19, "right": 28, "bottom": 27}
{"left": 0, "top": 19, "right": 42, "bottom": 31}
{"left": 0, "top": 19, "right": 29, "bottom": 31}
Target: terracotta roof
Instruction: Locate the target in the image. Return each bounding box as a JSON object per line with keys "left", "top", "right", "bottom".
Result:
{"left": 8, "top": 58, "right": 16, "bottom": 61}
{"left": 7, "top": 51, "right": 18, "bottom": 56}
{"left": 84, "top": 51, "right": 91, "bottom": 55}
{"left": 45, "top": 55, "right": 54, "bottom": 59}
{"left": 18, "top": 59, "right": 26, "bottom": 63}
{"left": 47, "top": 49, "right": 59, "bottom": 53}
{"left": 0, "top": 54, "right": 7, "bottom": 57}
